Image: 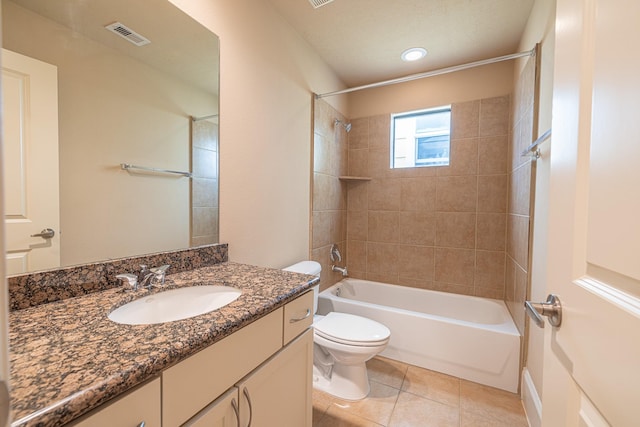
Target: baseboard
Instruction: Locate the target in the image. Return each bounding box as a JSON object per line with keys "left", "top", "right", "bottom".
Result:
{"left": 522, "top": 368, "right": 542, "bottom": 427}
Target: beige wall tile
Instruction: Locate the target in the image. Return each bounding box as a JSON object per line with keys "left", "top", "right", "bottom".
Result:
{"left": 347, "top": 210, "right": 368, "bottom": 240}
{"left": 192, "top": 146, "right": 217, "bottom": 179}
{"left": 436, "top": 176, "right": 478, "bottom": 212}
{"left": 505, "top": 255, "right": 517, "bottom": 303}
{"left": 367, "top": 242, "right": 399, "bottom": 276}
{"left": 476, "top": 213, "right": 506, "bottom": 251}
{"left": 451, "top": 100, "right": 480, "bottom": 140}
{"left": 192, "top": 120, "right": 218, "bottom": 151}
{"left": 508, "top": 162, "right": 531, "bottom": 216}
{"left": 368, "top": 148, "right": 392, "bottom": 178}
{"left": 192, "top": 177, "right": 217, "bottom": 208}
{"left": 397, "top": 245, "right": 435, "bottom": 281}
{"left": 369, "top": 114, "right": 391, "bottom": 150}
{"left": 398, "top": 211, "right": 436, "bottom": 246}
{"left": 368, "top": 178, "right": 401, "bottom": 210}
{"left": 347, "top": 240, "right": 367, "bottom": 273}
{"left": 400, "top": 177, "right": 437, "bottom": 211}
{"left": 474, "top": 287, "right": 505, "bottom": 299}
{"left": 507, "top": 214, "right": 530, "bottom": 269}
{"left": 348, "top": 117, "right": 369, "bottom": 150}
{"left": 477, "top": 175, "right": 507, "bottom": 213}
{"left": 313, "top": 98, "right": 335, "bottom": 140}
{"left": 430, "top": 281, "right": 475, "bottom": 295}
{"left": 312, "top": 211, "right": 331, "bottom": 249}
{"left": 192, "top": 207, "right": 217, "bottom": 236}
{"left": 513, "top": 263, "right": 528, "bottom": 334}
{"left": 314, "top": 133, "right": 332, "bottom": 175}
{"left": 478, "top": 136, "right": 508, "bottom": 175}
{"left": 437, "top": 138, "right": 478, "bottom": 177}
{"left": 365, "top": 271, "right": 400, "bottom": 285}
{"left": 348, "top": 148, "right": 369, "bottom": 177}
{"left": 347, "top": 181, "right": 368, "bottom": 211}
{"left": 479, "top": 95, "right": 510, "bottom": 137}
{"left": 475, "top": 250, "right": 506, "bottom": 289}
{"left": 436, "top": 212, "right": 476, "bottom": 249}
{"left": 397, "top": 277, "right": 434, "bottom": 290}
{"left": 329, "top": 210, "right": 346, "bottom": 245}
{"left": 368, "top": 211, "right": 399, "bottom": 243}
{"left": 435, "top": 248, "right": 475, "bottom": 286}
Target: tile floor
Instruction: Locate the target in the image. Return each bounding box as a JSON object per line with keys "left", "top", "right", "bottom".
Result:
{"left": 312, "top": 356, "right": 528, "bottom": 427}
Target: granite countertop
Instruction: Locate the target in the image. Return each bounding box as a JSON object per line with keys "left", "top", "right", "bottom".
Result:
{"left": 8, "top": 262, "right": 317, "bottom": 427}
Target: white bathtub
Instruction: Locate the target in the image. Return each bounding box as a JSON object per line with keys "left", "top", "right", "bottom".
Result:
{"left": 316, "top": 278, "right": 521, "bottom": 392}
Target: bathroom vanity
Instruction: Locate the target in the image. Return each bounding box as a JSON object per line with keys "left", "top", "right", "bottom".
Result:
{"left": 8, "top": 261, "right": 316, "bottom": 427}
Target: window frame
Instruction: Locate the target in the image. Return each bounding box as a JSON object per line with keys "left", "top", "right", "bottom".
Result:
{"left": 390, "top": 105, "right": 452, "bottom": 169}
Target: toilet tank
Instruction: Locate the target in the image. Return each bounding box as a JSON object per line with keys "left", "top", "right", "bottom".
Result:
{"left": 283, "top": 261, "right": 321, "bottom": 314}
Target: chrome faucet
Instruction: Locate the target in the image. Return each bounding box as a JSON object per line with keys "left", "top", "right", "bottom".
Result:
{"left": 116, "top": 264, "right": 170, "bottom": 290}
{"left": 138, "top": 264, "right": 170, "bottom": 288}
{"left": 332, "top": 265, "right": 348, "bottom": 277}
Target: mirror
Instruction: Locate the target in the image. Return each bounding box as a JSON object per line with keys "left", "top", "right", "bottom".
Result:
{"left": 2, "top": 0, "right": 219, "bottom": 274}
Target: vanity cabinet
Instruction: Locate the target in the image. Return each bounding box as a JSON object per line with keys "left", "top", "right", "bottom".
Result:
{"left": 66, "top": 289, "right": 314, "bottom": 427}
{"left": 69, "top": 377, "right": 161, "bottom": 427}
{"left": 235, "top": 328, "right": 313, "bottom": 427}
{"left": 183, "top": 329, "right": 313, "bottom": 427}
{"left": 164, "top": 289, "right": 314, "bottom": 427}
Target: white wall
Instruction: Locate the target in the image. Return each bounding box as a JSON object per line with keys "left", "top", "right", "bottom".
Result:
{"left": 169, "top": 0, "right": 347, "bottom": 268}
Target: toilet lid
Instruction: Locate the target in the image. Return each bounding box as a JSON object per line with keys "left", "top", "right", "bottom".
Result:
{"left": 314, "top": 312, "right": 390, "bottom": 345}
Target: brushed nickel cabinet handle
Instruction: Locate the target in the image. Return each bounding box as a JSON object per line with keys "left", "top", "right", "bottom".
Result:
{"left": 243, "top": 387, "right": 253, "bottom": 427}
{"left": 289, "top": 308, "right": 311, "bottom": 323}
{"left": 231, "top": 397, "right": 240, "bottom": 427}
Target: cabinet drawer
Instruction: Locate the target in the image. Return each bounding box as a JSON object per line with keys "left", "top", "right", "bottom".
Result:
{"left": 162, "top": 308, "right": 283, "bottom": 427}
{"left": 70, "top": 377, "right": 161, "bottom": 427}
{"left": 283, "top": 289, "right": 314, "bottom": 344}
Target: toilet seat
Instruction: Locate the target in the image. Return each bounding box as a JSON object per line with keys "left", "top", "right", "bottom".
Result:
{"left": 314, "top": 312, "right": 390, "bottom": 347}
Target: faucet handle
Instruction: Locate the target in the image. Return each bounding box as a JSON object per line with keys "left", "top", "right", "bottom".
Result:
{"left": 116, "top": 273, "right": 138, "bottom": 290}
{"left": 150, "top": 264, "right": 170, "bottom": 285}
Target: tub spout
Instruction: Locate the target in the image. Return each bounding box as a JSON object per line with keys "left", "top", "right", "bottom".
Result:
{"left": 332, "top": 265, "right": 348, "bottom": 277}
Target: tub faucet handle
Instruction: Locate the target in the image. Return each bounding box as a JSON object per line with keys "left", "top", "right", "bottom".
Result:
{"left": 330, "top": 244, "right": 342, "bottom": 263}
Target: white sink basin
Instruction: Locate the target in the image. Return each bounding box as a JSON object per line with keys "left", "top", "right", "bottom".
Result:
{"left": 108, "top": 285, "right": 242, "bottom": 325}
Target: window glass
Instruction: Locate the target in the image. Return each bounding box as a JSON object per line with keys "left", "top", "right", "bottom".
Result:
{"left": 391, "top": 106, "right": 451, "bottom": 168}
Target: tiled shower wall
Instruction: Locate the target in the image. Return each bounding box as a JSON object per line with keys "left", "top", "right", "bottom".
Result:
{"left": 191, "top": 120, "right": 219, "bottom": 246}
{"left": 506, "top": 56, "right": 537, "bottom": 335}
{"left": 345, "top": 95, "right": 511, "bottom": 299}
{"left": 311, "top": 100, "right": 349, "bottom": 290}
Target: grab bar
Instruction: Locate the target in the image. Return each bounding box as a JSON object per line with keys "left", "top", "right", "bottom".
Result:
{"left": 521, "top": 129, "right": 551, "bottom": 159}
{"left": 120, "top": 163, "right": 192, "bottom": 178}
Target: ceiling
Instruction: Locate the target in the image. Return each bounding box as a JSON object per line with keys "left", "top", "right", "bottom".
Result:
{"left": 267, "top": 0, "right": 535, "bottom": 88}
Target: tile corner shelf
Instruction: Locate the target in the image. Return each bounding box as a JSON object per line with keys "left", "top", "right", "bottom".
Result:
{"left": 338, "top": 176, "right": 372, "bottom": 181}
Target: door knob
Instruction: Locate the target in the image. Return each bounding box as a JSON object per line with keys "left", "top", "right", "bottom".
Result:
{"left": 525, "top": 294, "right": 562, "bottom": 328}
{"left": 31, "top": 228, "right": 55, "bottom": 239}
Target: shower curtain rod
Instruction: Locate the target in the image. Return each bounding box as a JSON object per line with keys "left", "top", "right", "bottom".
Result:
{"left": 315, "top": 48, "right": 536, "bottom": 99}
{"left": 191, "top": 114, "right": 219, "bottom": 122}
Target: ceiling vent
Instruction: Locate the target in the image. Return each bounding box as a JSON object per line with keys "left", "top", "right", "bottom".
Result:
{"left": 308, "top": 0, "right": 335, "bottom": 9}
{"left": 104, "top": 22, "right": 151, "bottom": 46}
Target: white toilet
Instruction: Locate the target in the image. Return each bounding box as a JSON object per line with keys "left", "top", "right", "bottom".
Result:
{"left": 284, "top": 261, "right": 391, "bottom": 400}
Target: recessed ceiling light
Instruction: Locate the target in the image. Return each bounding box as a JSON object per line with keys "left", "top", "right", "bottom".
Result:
{"left": 401, "top": 47, "right": 427, "bottom": 62}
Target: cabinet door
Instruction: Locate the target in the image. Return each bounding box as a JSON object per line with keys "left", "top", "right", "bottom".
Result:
{"left": 183, "top": 388, "right": 239, "bottom": 427}
{"left": 237, "top": 328, "right": 313, "bottom": 427}
{"left": 70, "top": 377, "right": 161, "bottom": 427}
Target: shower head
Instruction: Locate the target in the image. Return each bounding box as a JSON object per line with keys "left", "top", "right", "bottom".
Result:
{"left": 334, "top": 119, "right": 352, "bottom": 133}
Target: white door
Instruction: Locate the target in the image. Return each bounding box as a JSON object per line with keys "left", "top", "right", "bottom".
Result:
{"left": 2, "top": 49, "right": 60, "bottom": 275}
{"left": 541, "top": 0, "right": 640, "bottom": 425}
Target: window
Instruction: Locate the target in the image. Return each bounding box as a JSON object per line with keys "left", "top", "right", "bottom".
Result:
{"left": 391, "top": 106, "right": 451, "bottom": 168}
